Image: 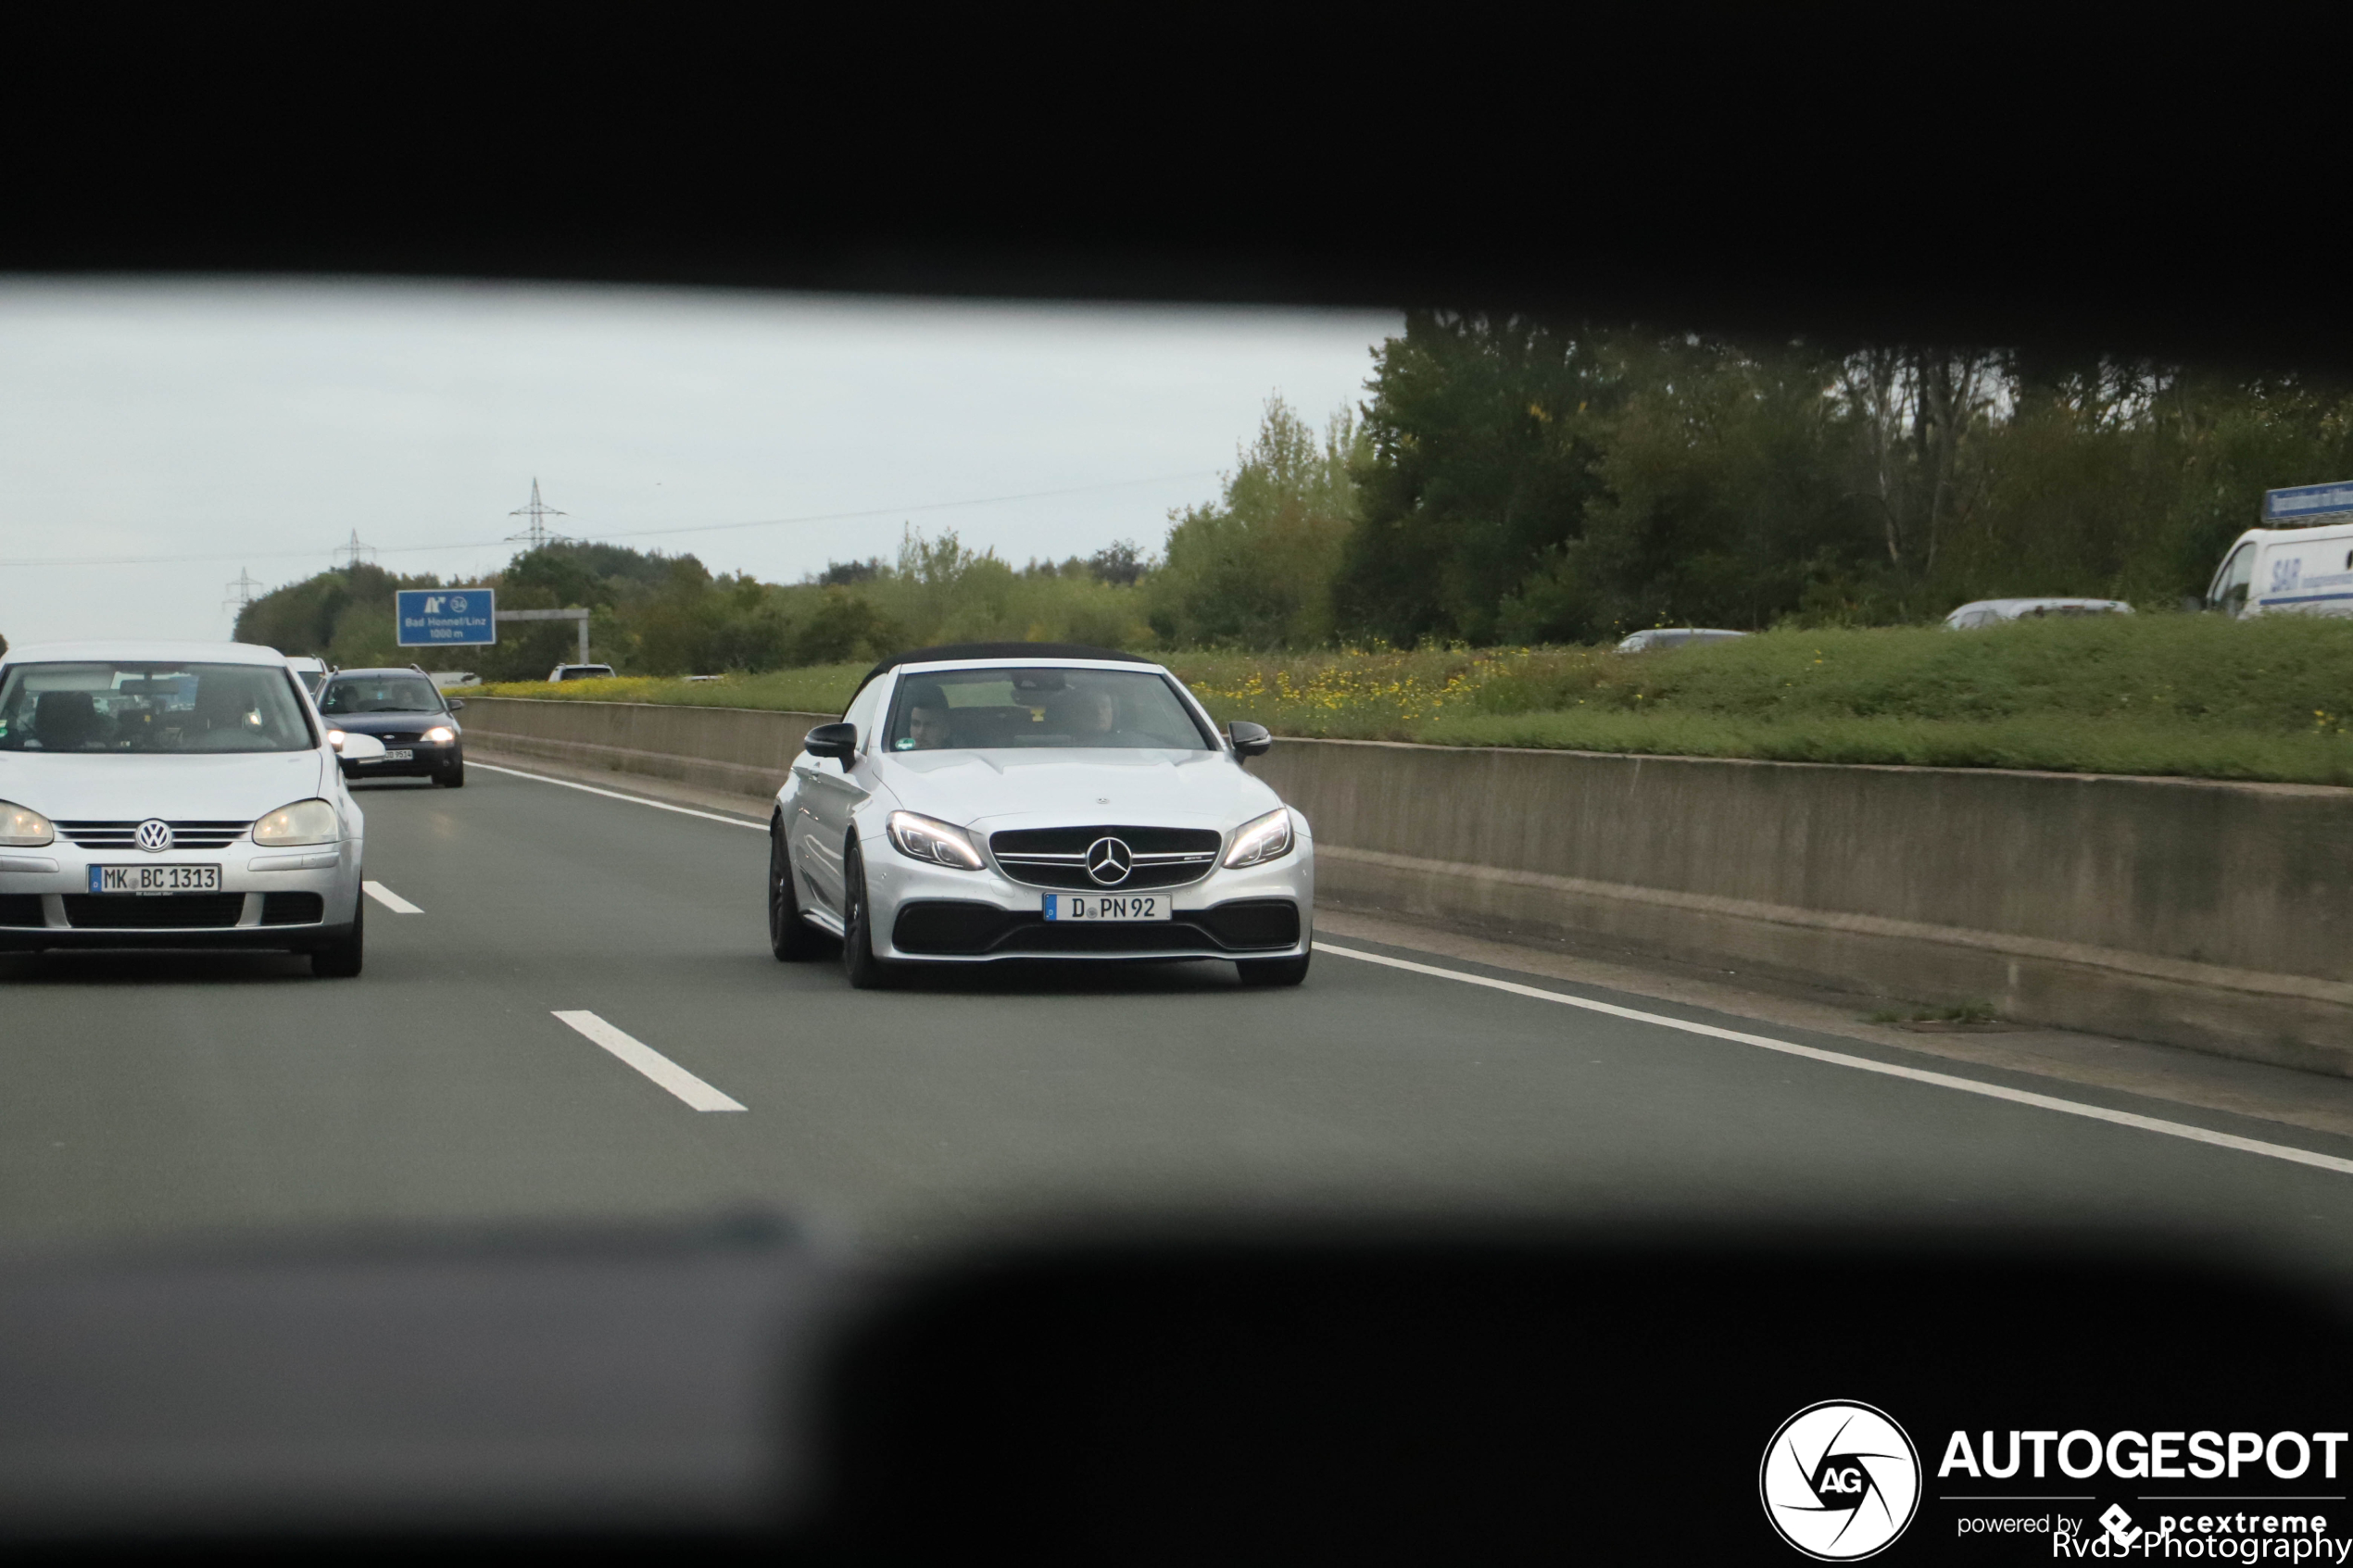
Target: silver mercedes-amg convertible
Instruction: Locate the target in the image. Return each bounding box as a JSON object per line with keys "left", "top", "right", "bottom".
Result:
{"left": 768, "top": 644, "right": 1313, "bottom": 988}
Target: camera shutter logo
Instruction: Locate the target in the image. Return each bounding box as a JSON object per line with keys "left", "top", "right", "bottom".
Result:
{"left": 1759, "top": 1400, "right": 1920, "bottom": 1561}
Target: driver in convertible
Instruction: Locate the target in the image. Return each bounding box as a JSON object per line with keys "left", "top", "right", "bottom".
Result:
{"left": 903, "top": 685, "right": 954, "bottom": 750}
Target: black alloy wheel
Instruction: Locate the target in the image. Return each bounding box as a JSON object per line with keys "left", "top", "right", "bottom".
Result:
{"left": 839, "top": 843, "right": 891, "bottom": 989}
{"left": 769, "top": 818, "right": 823, "bottom": 960}
{"left": 1236, "top": 949, "right": 1311, "bottom": 987}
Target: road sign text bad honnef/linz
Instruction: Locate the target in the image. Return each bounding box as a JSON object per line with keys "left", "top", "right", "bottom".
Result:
{"left": 396, "top": 589, "right": 497, "bottom": 646}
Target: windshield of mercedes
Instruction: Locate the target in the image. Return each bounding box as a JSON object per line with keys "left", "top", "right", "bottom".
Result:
{"left": 883, "top": 667, "right": 1214, "bottom": 752}
{"left": 0, "top": 661, "right": 315, "bottom": 754}
{"left": 320, "top": 675, "right": 443, "bottom": 714}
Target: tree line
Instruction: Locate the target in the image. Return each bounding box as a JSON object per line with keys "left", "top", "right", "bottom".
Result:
{"left": 233, "top": 311, "right": 2353, "bottom": 671}
{"left": 1158, "top": 317, "right": 2353, "bottom": 647}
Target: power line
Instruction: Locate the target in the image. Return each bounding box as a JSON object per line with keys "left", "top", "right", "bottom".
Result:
{"left": 505, "top": 477, "right": 569, "bottom": 550}
{"left": 220, "top": 566, "right": 262, "bottom": 620}
{"left": 330, "top": 529, "right": 376, "bottom": 571}
{"left": 0, "top": 470, "right": 1218, "bottom": 570}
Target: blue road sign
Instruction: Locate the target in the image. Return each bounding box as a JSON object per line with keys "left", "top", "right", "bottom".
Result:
{"left": 2264, "top": 482, "right": 2353, "bottom": 523}
{"left": 396, "top": 588, "right": 497, "bottom": 646}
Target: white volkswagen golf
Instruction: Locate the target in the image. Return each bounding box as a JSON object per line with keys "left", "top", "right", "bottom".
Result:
{"left": 0, "top": 642, "right": 376, "bottom": 976}
{"left": 770, "top": 644, "right": 1314, "bottom": 988}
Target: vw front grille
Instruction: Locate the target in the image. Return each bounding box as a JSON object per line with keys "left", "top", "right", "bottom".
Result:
{"left": 57, "top": 821, "right": 250, "bottom": 849}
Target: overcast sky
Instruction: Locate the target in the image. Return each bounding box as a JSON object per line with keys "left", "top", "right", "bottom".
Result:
{"left": 0, "top": 281, "right": 1398, "bottom": 647}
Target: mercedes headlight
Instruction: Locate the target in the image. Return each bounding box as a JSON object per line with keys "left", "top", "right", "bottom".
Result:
{"left": 1223, "top": 808, "right": 1295, "bottom": 869}
{"left": 253, "top": 798, "right": 340, "bottom": 847}
{"left": 0, "top": 800, "right": 54, "bottom": 847}
{"left": 886, "top": 810, "right": 984, "bottom": 871}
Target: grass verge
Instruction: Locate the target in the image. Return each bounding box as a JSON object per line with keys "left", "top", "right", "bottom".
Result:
{"left": 466, "top": 615, "right": 2353, "bottom": 785}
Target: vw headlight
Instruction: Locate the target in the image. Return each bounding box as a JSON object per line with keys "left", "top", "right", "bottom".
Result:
{"left": 425, "top": 726, "right": 456, "bottom": 744}
{"left": 1223, "top": 808, "right": 1295, "bottom": 868}
{"left": 0, "top": 800, "right": 54, "bottom": 847}
{"left": 253, "top": 798, "right": 340, "bottom": 847}
{"left": 886, "top": 810, "right": 984, "bottom": 871}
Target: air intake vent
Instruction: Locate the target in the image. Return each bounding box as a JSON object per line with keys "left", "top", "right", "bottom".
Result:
{"left": 260, "top": 893, "right": 325, "bottom": 926}
{"left": 62, "top": 894, "right": 246, "bottom": 929}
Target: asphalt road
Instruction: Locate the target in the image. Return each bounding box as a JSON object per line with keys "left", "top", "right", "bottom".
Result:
{"left": 8, "top": 762, "right": 2353, "bottom": 1274}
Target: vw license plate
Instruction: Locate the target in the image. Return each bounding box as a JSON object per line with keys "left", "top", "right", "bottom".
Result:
{"left": 1044, "top": 893, "right": 1171, "bottom": 922}
{"left": 90, "top": 864, "right": 220, "bottom": 894}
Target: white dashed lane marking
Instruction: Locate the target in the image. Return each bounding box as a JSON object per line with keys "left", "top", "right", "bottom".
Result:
{"left": 362, "top": 881, "right": 423, "bottom": 914}
{"left": 551, "top": 1010, "right": 748, "bottom": 1113}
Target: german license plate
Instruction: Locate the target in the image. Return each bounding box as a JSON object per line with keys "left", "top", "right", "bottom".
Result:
{"left": 360, "top": 749, "right": 413, "bottom": 764}
{"left": 90, "top": 864, "right": 221, "bottom": 894}
{"left": 1043, "top": 893, "right": 1170, "bottom": 922}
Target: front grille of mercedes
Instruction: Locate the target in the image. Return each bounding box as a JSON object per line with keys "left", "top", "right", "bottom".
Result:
{"left": 57, "top": 821, "right": 250, "bottom": 849}
{"left": 988, "top": 824, "right": 1222, "bottom": 891}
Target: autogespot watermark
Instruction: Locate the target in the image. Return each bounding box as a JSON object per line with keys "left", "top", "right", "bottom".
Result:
{"left": 1765, "top": 1406, "right": 2353, "bottom": 1560}
{"left": 1932, "top": 1426, "right": 2353, "bottom": 1560}
{"left": 1761, "top": 1400, "right": 1924, "bottom": 1561}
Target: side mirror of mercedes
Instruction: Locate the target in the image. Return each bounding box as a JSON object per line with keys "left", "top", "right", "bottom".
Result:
{"left": 803, "top": 722, "right": 859, "bottom": 765}
{"left": 1229, "top": 721, "right": 1272, "bottom": 760}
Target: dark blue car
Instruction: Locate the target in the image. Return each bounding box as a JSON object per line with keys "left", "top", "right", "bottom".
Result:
{"left": 317, "top": 668, "right": 466, "bottom": 787}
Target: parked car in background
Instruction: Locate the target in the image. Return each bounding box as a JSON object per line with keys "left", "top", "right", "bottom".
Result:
{"left": 1944, "top": 597, "right": 2133, "bottom": 629}
{"left": 317, "top": 668, "right": 466, "bottom": 787}
{"left": 547, "top": 664, "right": 616, "bottom": 683}
{"left": 1615, "top": 628, "right": 1748, "bottom": 653}
{"left": 2203, "top": 523, "right": 2353, "bottom": 619}
{"left": 428, "top": 671, "right": 480, "bottom": 690}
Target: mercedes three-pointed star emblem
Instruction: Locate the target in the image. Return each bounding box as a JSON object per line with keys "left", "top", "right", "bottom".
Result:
{"left": 1085, "top": 836, "right": 1134, "bottom": 885}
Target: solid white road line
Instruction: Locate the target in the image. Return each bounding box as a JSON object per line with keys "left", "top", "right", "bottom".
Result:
{"left": 361, "top": 880, "right": 423, "bottom": 914}
{"left": 1315, "top": 941, "right": 2353, "bottom": 1180}
{"left": 471, "top": 761, "right": 765, "bottom": 831}
{"left": 551, "top": 1010, "right": 747, "bottom": 1113}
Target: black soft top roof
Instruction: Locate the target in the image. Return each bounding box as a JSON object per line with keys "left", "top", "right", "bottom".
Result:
{"left": 854, "top": 642, "right": 1153, "bottom": 693}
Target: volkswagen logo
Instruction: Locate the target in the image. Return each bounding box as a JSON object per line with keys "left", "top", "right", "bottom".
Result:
{"left": 1085, "top": 836, "right": 1134, "bottom": 885}
{"left": 134, "top": 819, "right": 173, "bottom": 854}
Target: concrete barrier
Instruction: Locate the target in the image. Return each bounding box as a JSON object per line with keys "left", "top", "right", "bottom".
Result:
{"left": 459, "top": 697, "right": 833, "bottom": 801}
{"left": 460, "top": 696, "right": 2353, "bottom": 1073}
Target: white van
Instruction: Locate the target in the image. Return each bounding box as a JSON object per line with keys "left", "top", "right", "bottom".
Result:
{"left": 2204, "top": 523, "right": 2353, "bottom": 618}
